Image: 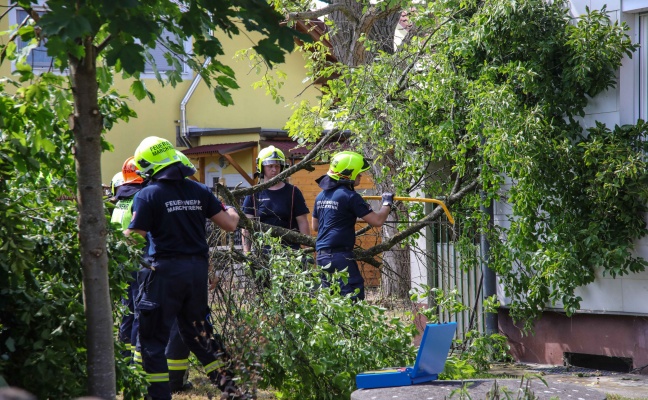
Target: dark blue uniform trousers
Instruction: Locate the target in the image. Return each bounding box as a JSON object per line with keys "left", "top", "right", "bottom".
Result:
{"left": 166, "top": 320, "right": 191, "bottom": 391}
{"left": 119, "top": 270, "right": 139, "bottom": 358}
{"left": 317, "top": 250, "right": 365, "bottom": 301}
{"left": 136, "top": 256, "right": 222, "bottom": 400}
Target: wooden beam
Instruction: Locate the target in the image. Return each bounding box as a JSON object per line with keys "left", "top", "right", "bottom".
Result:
{"left": 222, "top": 153, "right": 255, "bottom": 186}
{"left": 199, "top": 156, "right": 205, "bottom": 184}
{"left": 252, "top": 146, "right": 258, "bottom": 177}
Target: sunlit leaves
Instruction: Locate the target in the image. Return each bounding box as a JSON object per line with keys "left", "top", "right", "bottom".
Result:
{"left": 285, "top": 0, "right": 643, "bottom": 329}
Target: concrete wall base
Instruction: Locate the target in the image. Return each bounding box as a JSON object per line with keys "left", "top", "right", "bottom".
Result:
{"left": 498, "top": 309, "right": 648, "bottom": 373}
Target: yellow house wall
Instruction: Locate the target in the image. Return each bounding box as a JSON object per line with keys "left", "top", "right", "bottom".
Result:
{"left": 104, "top": 30, "right": 318, "bottom": 184}
{"left": 184, "top": 30, "right": 314, "bottom": 130}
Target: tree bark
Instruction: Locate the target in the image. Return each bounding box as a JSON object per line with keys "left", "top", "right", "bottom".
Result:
{"left": 70, "top": 38, "right": 116, "bottom": 399}
{"left": 380, "top": 204, "right": 411, "bottom": 299}
{"left": 369, "top": 149, "right": 412, "bottom": 299}
{"left": 286, "top": 3, "right": 410, "bottom": 298}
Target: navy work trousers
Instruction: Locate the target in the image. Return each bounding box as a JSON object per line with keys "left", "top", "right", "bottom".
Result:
{"left": 316, "top": 250, "right": 365, "bottom": 301}
{"left": 136, "top": 255, "right": 220, "bottom": 400}
{"left": 119, "top": 270, "right": 139, "bottom": 356}
{"left": 166, "top": 320, "right": 190, "bottom": 392}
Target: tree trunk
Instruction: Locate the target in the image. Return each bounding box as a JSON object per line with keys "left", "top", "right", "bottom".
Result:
{"left": 70, "top": 39, "right": 116, "bottom": 399}
{"left": 328, "top": 0, "right": 401, "bottom": 66}
{"left": 380, "top": 204, "right": 411, "bottom": 299}
{"left": 366, "top": 144, "right": 412, "bottom": 300}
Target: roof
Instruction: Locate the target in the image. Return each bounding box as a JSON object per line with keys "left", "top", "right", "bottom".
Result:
{"left": 260, "top": 140, "right": 308, "bottom": 157}
{"left": 261, "top": 137, "right": 354, "bottom": 159}
{"left": 181, "top": 141, "right": 257, "bottom": 156}
{"left": 181, "top": 133, "right": 353, "bottom": 158}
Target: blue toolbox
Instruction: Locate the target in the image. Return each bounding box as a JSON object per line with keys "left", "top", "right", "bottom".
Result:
{"left": 355, "top": 322, "right": 457, "bottom": 389}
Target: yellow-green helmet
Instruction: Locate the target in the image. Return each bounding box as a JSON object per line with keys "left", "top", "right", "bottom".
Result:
{"left": 327, "top": 151, "right": 370, "bottom": 181}
{"left": 111, "top": 172, "right": 124, "bottom": 197}
{"left": 256, "top": 146, "right": 286, "bottom": 177}
{"left": 176, "top": 150, "right": 196, "bottom": 174}
{"left": 133, "top": 136, "right": 180, "bottom": 178}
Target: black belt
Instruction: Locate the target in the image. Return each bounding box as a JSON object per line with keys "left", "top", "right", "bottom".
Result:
{"left": 317, "top": 247, "right": 353, "bottom": 255}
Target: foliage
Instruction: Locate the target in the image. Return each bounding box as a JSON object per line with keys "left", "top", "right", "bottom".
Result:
{"left": 0, "top": 77, "right": 146, "bottom": 397}
{"left": 7, "top": 0, "right": 301, "bottom": 104}
{"left": 208, "top": 237, "right": 417, "bottom": 399}
{"left": 1, "top": 0, "right": 303, "bottom": 397}
{"left": 441, "top": 355, "right": 477, "bottom": 380}
{"left": 283, "top": 0, "right": 646, "bottom": 329}
{"left": 411, "top": 286, "right": 511, "bottom": 377}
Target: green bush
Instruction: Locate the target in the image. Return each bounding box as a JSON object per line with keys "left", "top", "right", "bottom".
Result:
{"left": 0, "top": 79, "right": 146, "bottom": 398}
{"left": 209, "top": 239, "right": 418, "bottom": 400}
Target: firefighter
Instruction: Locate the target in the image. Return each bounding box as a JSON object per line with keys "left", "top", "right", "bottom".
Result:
{"left": 241, "top": 145, "right": 310, "bottom": 252}
{"left": 125, "top": 137, "right": 241, "bottom": 400}
{"left": 164, "top": 150, "right": 202, "bottom": 393}
{"left": 110, "top": 157, "right": 145, "bottom": 359}
{"left": 311, "top": 151, "right": 393, "bottom": 301}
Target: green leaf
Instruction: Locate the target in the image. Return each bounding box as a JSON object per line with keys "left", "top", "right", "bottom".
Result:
{"left": 105, "top": 42, "right": 145, "bottom": 75}
{"left": 213, "top": 86, "right": 233, "bottom": 106}
{"left": 216, "top": 75, "right": 240, "bottom": 89}
{"left": 253, "top": 38, "right": 286, "bottom": 67}
{"left": 5, "top": 337, "right": 15, "bottom": 352}
{"left": 130, "top": 80, "right": 146, "bottom": 101}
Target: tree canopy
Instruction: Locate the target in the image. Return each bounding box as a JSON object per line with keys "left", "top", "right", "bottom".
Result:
{"left": 276, "top": 0, "right": 647, "bottom": 327}
{"left": 2, "top": 0, "right": 647, "bottom": 397}
{"left": 1, "top": 0, "right": 299, "bottom": 397}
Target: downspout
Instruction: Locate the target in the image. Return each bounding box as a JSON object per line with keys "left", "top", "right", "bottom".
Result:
{"left": 480, "top": 132, "right": 498, "bottom": 335}
{"left": 179, "top": 57, "right": 212, "bottom": 148}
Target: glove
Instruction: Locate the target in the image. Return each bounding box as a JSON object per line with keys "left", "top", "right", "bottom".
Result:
{"left": 381, "top": 193, "right": 394, "bottom": 208}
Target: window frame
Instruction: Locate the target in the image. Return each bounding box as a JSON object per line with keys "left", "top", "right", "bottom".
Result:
{"left": 140, "top": 28, "right": 193, "bottom": 79}
{"left": 8, "top": 1, "right": 55, "bottom": 72}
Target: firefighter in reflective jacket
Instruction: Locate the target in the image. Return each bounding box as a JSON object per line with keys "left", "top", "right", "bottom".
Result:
{"left": 125, "top": 137, "right": 241, "bottom": 400}
{"left": 110, "top": 157, "right": 144, "bottom": 358}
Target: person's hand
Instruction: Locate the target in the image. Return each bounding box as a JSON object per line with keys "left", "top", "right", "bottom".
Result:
{"left": 381, "top": 192, "right": 394, "bottom": 208}
{"left": 222, "top": 204, "right": 235, "bottom": 212}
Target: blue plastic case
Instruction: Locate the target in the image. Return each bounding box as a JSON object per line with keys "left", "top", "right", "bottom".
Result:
{"left": 355, "top": 322, "right": 457, "bottom": 389}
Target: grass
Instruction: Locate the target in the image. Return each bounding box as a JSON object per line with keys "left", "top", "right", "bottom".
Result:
{"left": 168, "top": 370, "right": 278, "bottom": 400}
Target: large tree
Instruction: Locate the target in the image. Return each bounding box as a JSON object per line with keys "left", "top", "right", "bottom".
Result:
{"left": 268, "top": 0, "right": 647, "bottom": 326}
{"left": 275, "top": 0, "right": 415, "bottom": 298}
{"left": 0, "top": 0, "right": 297, "bottom": 397}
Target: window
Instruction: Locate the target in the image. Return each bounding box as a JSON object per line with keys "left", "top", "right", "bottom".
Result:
{"left": 143, "top": 29, "right": 191, "bottom": 76}
{"left": 10, "top": 2, "right": 191, "bottom": 78}
{"left": 11, "top": 4, "right": 54, "bottom": 71}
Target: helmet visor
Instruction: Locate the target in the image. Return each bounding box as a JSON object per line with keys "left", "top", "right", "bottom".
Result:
{"left": 262, "top": 159, "right": 283, "bottom": 166}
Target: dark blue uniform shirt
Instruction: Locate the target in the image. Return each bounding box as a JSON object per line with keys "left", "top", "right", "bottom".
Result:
{"left": 129, "top": 179, "right": 223, "bottom": 258}
{"left": 242, "top": 183, "right": 309, "bottom": 230}
{"left": 243, "top": 183, "right": 309, "bottom": 250}
{"left": 312, "top": 184, "right": 372, "bottom": 251}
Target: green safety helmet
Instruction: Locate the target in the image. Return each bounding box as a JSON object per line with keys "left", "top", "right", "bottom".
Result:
{"left": 175, "top": 150, "right": 196, "bottom": 174}
{"left": 256, "top": 145, "right": 286, "bottom": 177}
{"left": 133, "top": 136, "right": 180, "bottom": 178}
{"left": 327, "top": 151, "right": 370, "bottom": 181}
{"left": 111, "top": 171, "right": 124, "bottom": 197}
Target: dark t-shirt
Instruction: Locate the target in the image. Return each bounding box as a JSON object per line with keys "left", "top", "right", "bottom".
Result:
{"left": 312, "top": 185, "right": 372, "bottom": 251}
{"left": 129, "top": 179, "right": 223, "bottom": 258}
{"left": 242, "top": 183, "right": 309, "bottom": 230}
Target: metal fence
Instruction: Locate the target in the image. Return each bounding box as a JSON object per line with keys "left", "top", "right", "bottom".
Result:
{"left": 418, "top": 216, "right": 485, "bottom": 341}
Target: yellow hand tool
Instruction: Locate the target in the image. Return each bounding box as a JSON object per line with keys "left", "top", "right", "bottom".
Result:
{"left": 362, "top": 196, "right": 454, "bottom": 224}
